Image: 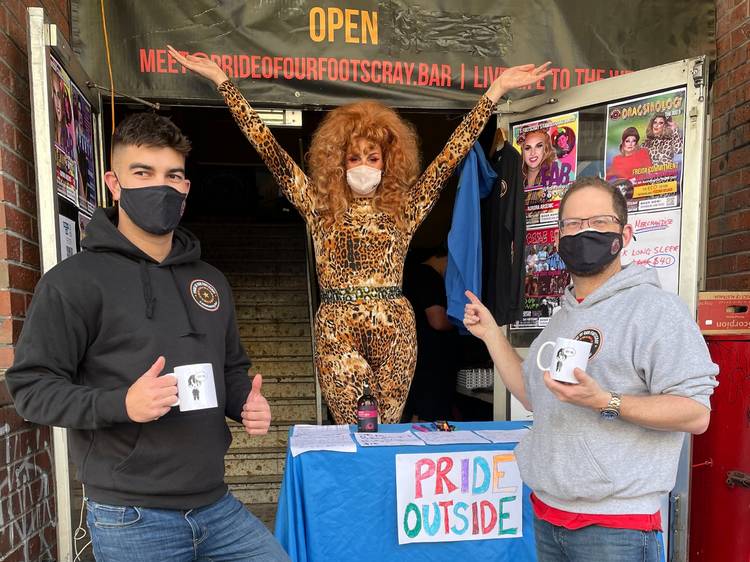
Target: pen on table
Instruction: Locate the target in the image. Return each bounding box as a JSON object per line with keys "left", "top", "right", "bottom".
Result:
{"left": 411, "top": 424, "right": 430, "bottom": 432}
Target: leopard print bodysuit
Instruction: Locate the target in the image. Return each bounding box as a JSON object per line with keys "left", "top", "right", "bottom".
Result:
{"left": 643, "top": 131, "right": 683, "bottom": 166}
{"left": 218, "top": 80, "right": 495, "bottom": 423}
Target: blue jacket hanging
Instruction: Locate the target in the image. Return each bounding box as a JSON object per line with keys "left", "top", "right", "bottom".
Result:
{"left": 445, "top": 142, "right": 497, "bottom": 329}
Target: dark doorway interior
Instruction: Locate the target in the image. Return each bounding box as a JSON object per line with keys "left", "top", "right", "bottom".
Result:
{"left": 104, "top": 99, "right": 494, "bottom": 423}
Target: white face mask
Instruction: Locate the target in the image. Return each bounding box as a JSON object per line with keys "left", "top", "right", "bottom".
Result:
{"left": 346, "top": 165, "right": 382, "bottom": 196}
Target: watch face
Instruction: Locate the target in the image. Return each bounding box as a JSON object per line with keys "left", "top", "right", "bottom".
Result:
{"left": 601, "top": 409, "right": 619, "bottom": 420}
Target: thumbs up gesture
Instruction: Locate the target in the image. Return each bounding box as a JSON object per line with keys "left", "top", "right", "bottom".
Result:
{"left": 241, "top": 374, "right": 272, "bottom": 435}
{"left": 125, "top": 356, "right": 178, "bottom": 423}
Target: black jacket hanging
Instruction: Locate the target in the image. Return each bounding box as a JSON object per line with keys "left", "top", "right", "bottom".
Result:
{"left": 481, "top": 141, "right": 526, "bottom": 325}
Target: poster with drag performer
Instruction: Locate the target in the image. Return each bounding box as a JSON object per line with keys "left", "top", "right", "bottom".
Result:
{"left": 604, "top": 88, "right": 686, "bottom": 213}
{"left": 50, "top": 57, "right": 78, "bottom": 204}
{"left": 512, "top": 226, "right": 570, "bottom": 330}
{"left": 72, "top": 84, "right": 98, "bottom": 213}
{"left": 512, "top": 112, "right": 579, "bottom": 227}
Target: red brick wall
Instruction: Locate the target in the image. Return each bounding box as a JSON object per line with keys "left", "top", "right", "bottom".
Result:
{"left": 0, "top": 2, "right": 70, "bottom": 560}
{"left": 708, "top": 0, "right": 750, "bottom": 290}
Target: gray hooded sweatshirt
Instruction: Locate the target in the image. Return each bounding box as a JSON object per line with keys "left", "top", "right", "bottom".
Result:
{"left": 515, "top": 264, "right": 718, "bottom": 515}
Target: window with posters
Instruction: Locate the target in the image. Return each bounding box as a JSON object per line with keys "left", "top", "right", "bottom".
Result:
{"left": 506, "top": 82, "right": 695, "bottom": 339}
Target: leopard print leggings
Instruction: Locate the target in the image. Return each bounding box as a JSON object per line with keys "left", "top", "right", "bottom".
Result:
{"left": 315, "top": 298, "right": 416, "bottom": 424}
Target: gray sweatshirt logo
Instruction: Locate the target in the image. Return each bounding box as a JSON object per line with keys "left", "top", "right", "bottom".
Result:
{"left": 575, "top": 328, "right": 602, "bottom": 358}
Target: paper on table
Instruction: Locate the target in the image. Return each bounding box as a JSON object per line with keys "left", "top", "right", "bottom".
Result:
{"left": 414, "top": 430, "right": 491, "bottom": 445}
{"left": 293, "top": 424, "right": 351, "bottom": 436}
{"left": 473, "top": 428, "right": 531, "bottom": 444}
{"left": 354, "top": 431, "right": 425, "bottom": 447}
{"left": 290, "top": 424, "right": 356, "bottom": 457}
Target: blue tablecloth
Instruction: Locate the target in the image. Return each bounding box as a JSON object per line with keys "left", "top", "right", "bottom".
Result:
{"left": 274, "top": 421, "right": 537, "bottom": 561}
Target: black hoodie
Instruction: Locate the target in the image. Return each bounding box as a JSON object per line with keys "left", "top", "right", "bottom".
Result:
{"left": 6, "top": 208, "right": 252, "bottom": 509}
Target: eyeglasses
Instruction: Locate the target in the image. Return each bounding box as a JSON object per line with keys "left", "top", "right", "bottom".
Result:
{"left": 558, "top": 215, "right": 621, "bottom": 233}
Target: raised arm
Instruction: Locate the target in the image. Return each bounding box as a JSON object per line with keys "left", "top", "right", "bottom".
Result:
{"left": 167, "top": 46, "right": 316, "bottom": 218}
{"left": 407, "top": 62, "right": 552, "bottom": 232}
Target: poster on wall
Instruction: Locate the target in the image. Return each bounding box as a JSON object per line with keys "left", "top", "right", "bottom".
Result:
{"left": 396, "top": 451, "right": 523, "bottom": 544}
{"left": 512, "top": 226, "right": 570, "bottom": 330}
{"left": 512, "top": 112, "right": 578, "bottom": 227}
{"left": 78, "top": 212, "right": 91, "bottom": 239}
{"left": 51, "top": 57, "right": 78, "bottom": 205}
{"left": 604, "top": 88, "right": 686, "bottom": 213}
{"left": 72, "top": 84, "right": 97, "bottom": 214}
{"left": 59, "top": 215, "right": 77, "bottom": 259}
{"left": 620, "top": 209, "right": 681, "bottom": 294}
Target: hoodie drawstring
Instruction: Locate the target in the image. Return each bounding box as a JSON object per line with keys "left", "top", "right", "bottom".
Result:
{"left": 169, "top": 266, "right": 201, "bottom": 336}
{"left": 139, "top": 260, "right": 156, "bottom": 319}
{"left": 138, "top": 260, "right": 203, "bottom": 337}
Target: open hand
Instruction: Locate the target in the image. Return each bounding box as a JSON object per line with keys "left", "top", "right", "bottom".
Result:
{"left": 167, "top": 45, "right": 228, "bottom": 86}
{"left": 487, "top": 62, "right": 553, "bottom": 102}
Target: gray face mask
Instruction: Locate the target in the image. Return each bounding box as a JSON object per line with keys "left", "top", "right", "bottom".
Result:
{"left": 118, "top": 184, "right": 187, "bottom": 235}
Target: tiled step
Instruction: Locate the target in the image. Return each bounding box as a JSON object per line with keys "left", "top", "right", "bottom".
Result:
{"left": 208, "top": 260, "right": 306, "bottom": 275}
{"left": 251, "top": 358, "right": 315, "bottom": 377}
{"left": 238, "top": 321, "right": 311, "bottom": 339}
{"left": 229, "top": 423, "right": 292, "bottom": 449}
{"left": 224, "top": 447, "right": 287, "bottom": 477}
{"left": 204, "top": 247, "right": 307, "bottom": 262}
{"left": 232, "top": 289, "right": 309, "bottom": 306}
{"left": 242, "top": 338, "right": 313, "bottom": 358}
{"left": 223, "top": 377, "right": 315, "bottom": 406}
{"left": 200, "top": 235, "right": 306, "bottom": 249}
{"left": 236, "top": 304, "right": 309, "bottom": 321}
{"left": 269, "top": 397, "right": 317, "bottom": 424}
{"left": 227, "top": 475, "right": 284, "bottom": 506}
{"left": 257, "top": 377, "right": 316, "bottom": 399}
{"left": 226, "top": 273, "right": 307, "bottom": 289}
{"left": 188, "top": 223, "right": 304, "bottom": 237}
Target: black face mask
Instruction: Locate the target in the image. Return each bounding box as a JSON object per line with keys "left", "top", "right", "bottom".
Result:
{"left": 119, "top": 185, "right": 187, "bottom": 235}
{"left": 558, "top": 229, "right": 623, "bottom": 277}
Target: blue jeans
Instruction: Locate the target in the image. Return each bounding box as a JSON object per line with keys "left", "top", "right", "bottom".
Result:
{"left": 534, "top": 516, "right": 664, "bottom": 562}
{"left": 86, "top": 492, "right": 290, "bottom": 561}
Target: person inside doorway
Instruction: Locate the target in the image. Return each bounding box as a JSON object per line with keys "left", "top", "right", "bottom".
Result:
{"left": 168, "top": 44, "right": 551, "bottom": 424}
{"left": 401, "top": 246, "right": 460, "bottom": 422}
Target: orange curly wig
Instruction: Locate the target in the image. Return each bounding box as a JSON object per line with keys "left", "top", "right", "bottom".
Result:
{"left": 307, "top": 101, "right": 421, "bottom": 230}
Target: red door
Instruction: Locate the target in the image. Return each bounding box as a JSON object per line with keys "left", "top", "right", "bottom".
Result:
{"left": 689, "top": 336, "right": 750, "bottom": 562}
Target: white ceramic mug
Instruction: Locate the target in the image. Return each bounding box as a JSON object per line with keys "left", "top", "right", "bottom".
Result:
{"left": 167, "top": 363, "right": 218, "bottom": 412}
{"left": 536, "top": 337, "right": 592, "bottom": 384}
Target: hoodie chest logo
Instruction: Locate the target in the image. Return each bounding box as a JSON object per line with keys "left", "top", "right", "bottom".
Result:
{"left": 499, "top": 180, "right": 508, "bottom": 198}
{"left": 575, "top": 328, "right": 602, "bottom": 359}
{"left": 190, "top": 279, "right": 220, "bottom": 312}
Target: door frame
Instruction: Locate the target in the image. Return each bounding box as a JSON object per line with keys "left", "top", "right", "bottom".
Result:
{"left": 27, "top": 7, "right": 106, "bottom": 561}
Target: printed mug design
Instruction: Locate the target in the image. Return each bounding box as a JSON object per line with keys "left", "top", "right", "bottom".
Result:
{"left": 536, "top": 337, "right": 592, "bottom": 384}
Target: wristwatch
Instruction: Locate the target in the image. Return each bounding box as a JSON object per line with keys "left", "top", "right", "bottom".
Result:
{"left": 600, "top": 392, "right": 622, "bottom": 420}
